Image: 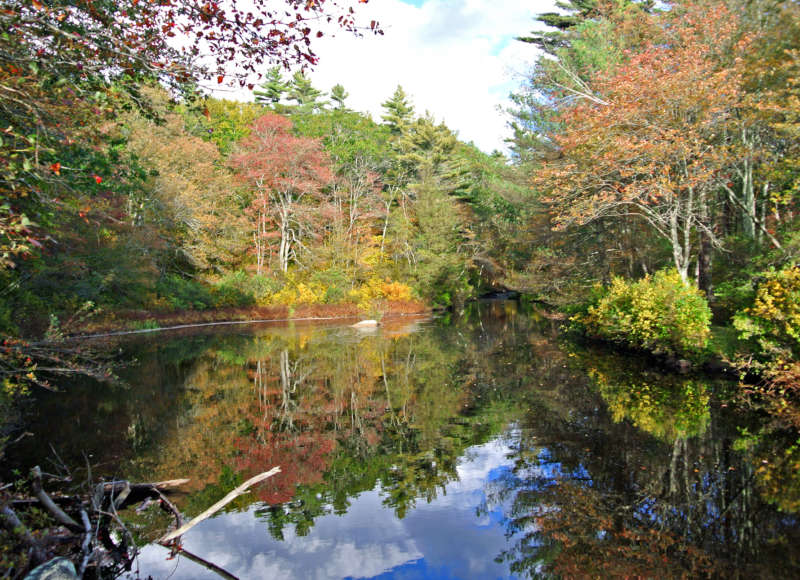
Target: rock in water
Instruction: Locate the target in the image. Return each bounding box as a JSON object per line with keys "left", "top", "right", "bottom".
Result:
{"left": 25, "top": 558, "right": 78, "bottom": 580}
{"left": 351, "top": 319, "right": 379, "bottom": 328}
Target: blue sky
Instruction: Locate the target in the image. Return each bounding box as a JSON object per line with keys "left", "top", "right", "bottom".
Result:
{"left": 304, "top": 0, "right": 557, "bottom": 153}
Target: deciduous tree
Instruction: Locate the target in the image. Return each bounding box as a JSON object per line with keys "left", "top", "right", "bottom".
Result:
{"left": 536, "top": 1, "right": 753, "bottom": 283}
{"left": 231, "top": 114, "right": 333, "bottom": 273}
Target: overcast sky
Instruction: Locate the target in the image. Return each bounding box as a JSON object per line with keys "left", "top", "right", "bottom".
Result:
{"left": 215, "top": 0, "right": 554, "bottom": 154}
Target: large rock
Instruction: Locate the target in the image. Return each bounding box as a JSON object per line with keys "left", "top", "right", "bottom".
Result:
{"left": 25, "top": 558, "right": 78, "bottom": 580}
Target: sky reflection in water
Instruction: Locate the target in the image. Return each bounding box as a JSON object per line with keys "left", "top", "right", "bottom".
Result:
{"left": 9, "top": 301, "right": 800, "bottom": 579}
{"left": 131, "top": 435, "right": 519, "bottom": 580}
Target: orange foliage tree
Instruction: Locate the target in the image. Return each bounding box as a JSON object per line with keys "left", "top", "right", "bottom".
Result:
{"left": 535, "top": 0, "right": 764, "bottom": 284}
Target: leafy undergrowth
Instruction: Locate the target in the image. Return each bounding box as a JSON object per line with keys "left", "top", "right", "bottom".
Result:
{"left": 708, "top": 325, "right": 745, "bottom": 361}
{"left": 573, "top": 269, "right": 712, "bottom": 360}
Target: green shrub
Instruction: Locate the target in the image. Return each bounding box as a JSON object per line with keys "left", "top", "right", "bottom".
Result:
{"left": 212, "top": 284, "right": 255, "bottom": 308}
{"left": 214, "top": 271, "right": 280, "bottom": 306}
{"left": 155, "top": 275, "right": 215, "bottom": 310}
{"left": 130, "top": 319, "right": 160, "bottom": 330}
{"left": 311, "top": 268, "right": 349, "bottom": 304}
{"left": 733, "top": 266, "right": 800, "bottom": 367}
{"left": 578, "top": 269, "right": 711, "bottom": 358}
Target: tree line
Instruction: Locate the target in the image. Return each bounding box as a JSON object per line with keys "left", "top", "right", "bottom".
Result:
{"left": 506, "top": 0, "right": 800, "bottom": 428}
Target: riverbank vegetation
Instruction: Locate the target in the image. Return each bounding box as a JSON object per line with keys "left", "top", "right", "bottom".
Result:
{"left": 0, "top": 0, "right": 798, "bottom": 447}
{"left": 0, "top": 0, "right": 524, "bottom": 403}
{"left": 505, "top": 0, "right": 800, "bottom": 426}
{"left": 2, "top": 0, "right": 800, "bottom": 574}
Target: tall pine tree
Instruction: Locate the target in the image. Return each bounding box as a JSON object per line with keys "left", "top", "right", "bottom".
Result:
{"left": 330, "top": 84, "right": 350, "bottom": 110}
{"left": 254, "top": 67, "right": 288, "bottom": 106}
{"left": 288, "top": 71, "right": 327, "bottom": 113}
{"left": 381, "top": 85, "right": 415, "bottom": 134}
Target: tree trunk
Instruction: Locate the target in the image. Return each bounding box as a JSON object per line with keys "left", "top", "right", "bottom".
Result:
{"left": 670, "top": 205, "right": 691, "bottom": 283}
{"left": 697, "top": 188, "right": 713, "bottom": 298}
{"left": 279, "top": 212, "right": 290, "bottom": 273}
{"left": 740, "top": 126, "right": 757, "bottom": 240}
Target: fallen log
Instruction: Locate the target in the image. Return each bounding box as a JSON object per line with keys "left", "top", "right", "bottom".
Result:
{"left": 170, "top": 546, "right": 240, "bottom": 580}
{"left": 102, "top": 478, "right": 190, "bottom": 493}
{"left": 31, "top": 466, "right": 82, "bottom": 531}
{"left": 160, "top": 467, "right": 280, "bottom": 544}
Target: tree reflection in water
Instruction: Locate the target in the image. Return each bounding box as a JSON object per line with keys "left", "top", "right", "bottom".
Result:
{"left": 491, "top": 343, "right": 800, "bottom": 578}
{"left": 4, "top": 302, "right": 800, "bottom": 577}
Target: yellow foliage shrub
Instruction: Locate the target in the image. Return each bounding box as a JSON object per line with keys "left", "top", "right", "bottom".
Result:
{"left": 380, "top": 280, "right": 413, "bottom": 301}
{"left": 270, "top": 274, "right": 327, "bottom": 306}
{"left": 346, "top": 277, "right": 413, "bottom": 310}
{"left": 579, "top": 269, "right": 711, "bottom": 358}
{"left": 360, "top": 236, "right": 387, "bottom": 268}
{"left": 270, "top": 272, "right": 414, "bottom": 309}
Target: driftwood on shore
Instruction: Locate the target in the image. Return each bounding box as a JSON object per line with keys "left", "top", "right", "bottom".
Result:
{"left": 160, "top": 467, "right": 280, "bottom": 543}
{"left": 1, "top": 465, "right": 279, "bottom": 579}
{"left": 1, "top": 466, "right": 193, "bottom": 577}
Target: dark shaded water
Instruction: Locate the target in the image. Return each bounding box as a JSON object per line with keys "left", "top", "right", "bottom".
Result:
{"left": 5, "top": 301, "right": 800, "bottom": 578}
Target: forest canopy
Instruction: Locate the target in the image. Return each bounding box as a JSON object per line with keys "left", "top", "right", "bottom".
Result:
{"left": 0, "top": 0, "right": 798, "bottom": 415}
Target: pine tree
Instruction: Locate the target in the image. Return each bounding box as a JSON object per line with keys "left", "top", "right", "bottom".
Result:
{"left": 517, "top": 0, "right": 600, "bottom": 54}
{"left": 330, "top": 84, "right": 349, "bottom": 110}
{"left": 253, "top": 67, "right": 288, "bottom": 106}
{"left": 381, "top": 85, "right": 415, "bottom": 134}
{"left": 517, "top": 0, "right": 654, "bottom": 55}
{"left": 395, "top": 114, "right": 457, "bottom": 175}
{"left": 288, "top": 71, "right": 327, "bottom": 113}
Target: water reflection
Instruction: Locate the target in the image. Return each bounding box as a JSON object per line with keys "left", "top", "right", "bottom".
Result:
{"left": 129, "top": 436, "right": 518, "bottom": 580}
{"left": 5, "top": 302, "right": 800, "bottom": 579}
{"left": 493, "top": 344, "right": 800, "bottom": 578}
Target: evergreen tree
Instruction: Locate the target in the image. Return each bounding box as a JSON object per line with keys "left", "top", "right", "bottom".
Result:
{"left": 254, "top": 67, "right": 288, "bottom": 106}
{"left": 395, "top": 114, "right": 457, "bottom": 176}
{"left": 507, "top": 0, "right": 654, "bottom": 163}
{"left": 381, "top": 85, "right": 415, "bottom": 134}
{"left": 330, "top": 84, "right": 350, "bottom": 110}
{"left": 518, "top": 0, "right": 653, "bottom": 55}
{"left": 288, "top": 71, "right": 327, "bottom": 113}
{"left": 517, "top": 0, "right": 600, "bottom": 54}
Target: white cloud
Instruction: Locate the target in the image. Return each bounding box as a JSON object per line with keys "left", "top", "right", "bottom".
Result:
{"left": 308, "top": 0, "right": 556, "bottom": 153}
{"left": 214, "top": 0, "right": 554, "bottom": 153}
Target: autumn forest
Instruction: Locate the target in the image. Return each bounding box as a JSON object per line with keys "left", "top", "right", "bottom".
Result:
{"left": 2, "top": 0, "right": 800, "bottom": 577}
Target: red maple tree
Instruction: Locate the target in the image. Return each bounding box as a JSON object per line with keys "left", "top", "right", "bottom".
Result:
{"left": 231, "top": 114, "right": 333, "bottom": 273}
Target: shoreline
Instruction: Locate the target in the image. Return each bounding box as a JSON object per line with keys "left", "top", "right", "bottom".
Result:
{"left": 68, "top": 300, "right": 431, "bottom": 339}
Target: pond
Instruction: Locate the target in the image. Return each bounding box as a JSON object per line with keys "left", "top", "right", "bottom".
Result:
{"left": 5, "top": 301, "right": 800, "bottom": 578}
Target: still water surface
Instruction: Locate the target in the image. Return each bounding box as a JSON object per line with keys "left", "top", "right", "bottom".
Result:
{"left": 7, "top": 301, "right": 800, "bottom": 578}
